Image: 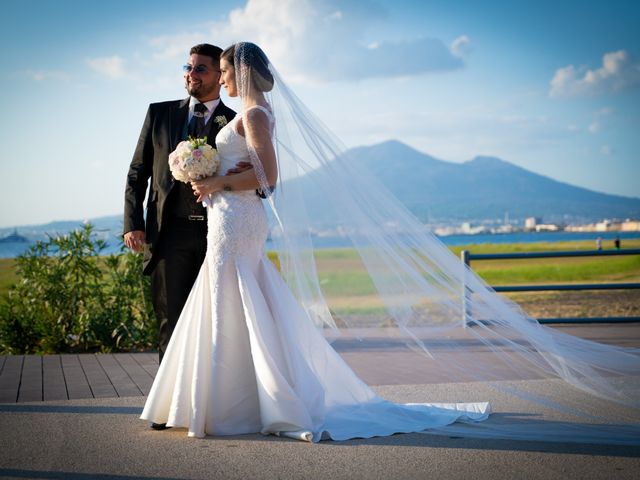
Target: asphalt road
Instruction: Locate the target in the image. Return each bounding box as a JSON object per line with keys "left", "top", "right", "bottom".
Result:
{"left": 1, "top": 381, "right": 638, "bottom": 480}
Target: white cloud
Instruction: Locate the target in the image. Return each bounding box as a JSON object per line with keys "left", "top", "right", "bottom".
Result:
{"left": 550, "top": 50, "right": 640, "bottom": 97}
{"left": 450, "top": 35, "right": 471, "bottom": 58}
{"left": 87, "top": 55, "right": 127, "bottom": 79}
{"left": 144, "top": 0, "right": 466, "bottom": 82}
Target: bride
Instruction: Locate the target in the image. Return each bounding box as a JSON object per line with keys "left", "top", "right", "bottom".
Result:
{"left": 141, "top": 42, "right": 639, "bottom": 444}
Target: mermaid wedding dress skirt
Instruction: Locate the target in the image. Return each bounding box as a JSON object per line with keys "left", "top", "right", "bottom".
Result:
{"left": 140, "top": 113, "right": 490, "bottom": 442}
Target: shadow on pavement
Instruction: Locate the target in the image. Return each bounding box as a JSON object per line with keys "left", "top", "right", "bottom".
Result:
{"left": 0, "top": 469, "right": 180, "bottom": 480}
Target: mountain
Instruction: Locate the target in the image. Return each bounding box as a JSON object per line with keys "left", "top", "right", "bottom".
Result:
{"left": 337, "top": 140, "right": 640, "bottom": 223}
{"left": 0, "top": 215, "right": 123, "bottom": 239}
{"left": 2, "top": 141, "right": 638, "bottom": 240}
{"left": 0, "top": 229, "right": 28, "bottom": 243}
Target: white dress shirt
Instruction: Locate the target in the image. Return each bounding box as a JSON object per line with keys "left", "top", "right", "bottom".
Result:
{"left": 188, "top": 97, "right": 220, "bottom": 125}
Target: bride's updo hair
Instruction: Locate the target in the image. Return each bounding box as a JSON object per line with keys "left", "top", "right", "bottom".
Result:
{"left": 221, "top": 42, "right": 274, "bottom": 93}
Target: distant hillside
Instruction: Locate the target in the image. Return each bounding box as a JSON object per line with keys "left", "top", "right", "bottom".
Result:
{"left": 2, "top": 141, "right": 638, "bottom": 239}
{"left": 0, "top": 216, "right": 123, "bottom": 242}
{"left": 338, "top": 140, "right": 640, "bottom": 223}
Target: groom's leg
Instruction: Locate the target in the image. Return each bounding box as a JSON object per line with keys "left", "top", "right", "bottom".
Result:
{"left": 150, "top": 245, "right": 170, "bottom": 363}
{"left": 152, "top": 220, "right": 207, "bottom": 362}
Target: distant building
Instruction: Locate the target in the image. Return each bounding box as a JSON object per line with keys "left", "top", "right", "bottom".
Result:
{"left": 565, "top": 224, "right": 596, "bottom": 232}
{"left": 460, "top": 222, "right": 486, "bottom": 235}
{"left": 564, "top": 218, "right": 640, "bottom": 232}
{"left": 524, "top": 217, "right": 541, "bottom": 230}
{"left": 534, "top": 224, "right": 560, "bottom": 232}
{"left": 434, "top": 226, "right": 457, "bottom": 236}
{"left": 621, "top": 220, "right": 640, "bottom": 231}
{"left": 494, "top": 224, "right": 516, "bottom": 233}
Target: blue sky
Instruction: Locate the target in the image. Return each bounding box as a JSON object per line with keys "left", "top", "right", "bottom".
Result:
{"left": 1, "top": 0, "right": 639, "bottom": 227}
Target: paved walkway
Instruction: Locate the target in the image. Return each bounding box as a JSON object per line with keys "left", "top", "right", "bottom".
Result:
{"left": 0, "top": 324, "right": 639, "bottom": 479}
{"left": 1, "top": 383, "right": 639, "bottom": 479}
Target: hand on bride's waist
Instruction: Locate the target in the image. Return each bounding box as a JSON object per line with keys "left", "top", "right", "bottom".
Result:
{"left": 225, "top": 161, "right": 253, "bottom": 175}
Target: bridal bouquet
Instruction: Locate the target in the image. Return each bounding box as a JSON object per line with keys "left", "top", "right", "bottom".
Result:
{"left": 169, "top": 136, "right": 219, "bottom": 182}
{"left": 169, "top": 137, "right": 220, "bottom": 206}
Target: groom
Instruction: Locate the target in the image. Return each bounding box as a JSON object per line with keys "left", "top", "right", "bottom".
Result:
{"left": 123, "top": 43, "right": 238, "bottom": 364}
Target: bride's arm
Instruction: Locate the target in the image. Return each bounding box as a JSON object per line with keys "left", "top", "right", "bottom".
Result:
{"left": 192, "top": 109, "right": 277, "bottom": 201}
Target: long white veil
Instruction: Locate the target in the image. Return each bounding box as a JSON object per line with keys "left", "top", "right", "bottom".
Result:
{"left": 232, "top": 42, "right": 640, "bottom": 445}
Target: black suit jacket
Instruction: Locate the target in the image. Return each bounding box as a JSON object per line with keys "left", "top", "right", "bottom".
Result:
{"left": 124, "top": 98, "right": 236, "bottom": 274}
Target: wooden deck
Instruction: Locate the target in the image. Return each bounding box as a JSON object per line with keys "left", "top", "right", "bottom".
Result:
{"left": 0, "top": 353, "right": 158, "bottom": 403}
{"left": 2, "top": 323, "right": 639, "bottom": 403}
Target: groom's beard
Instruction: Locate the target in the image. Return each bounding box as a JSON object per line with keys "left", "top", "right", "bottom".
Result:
{"left": 185, "top": 78, "right": 217, "bottom": 100}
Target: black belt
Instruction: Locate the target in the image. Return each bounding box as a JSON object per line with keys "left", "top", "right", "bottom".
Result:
{"left": 169, "top": 214, "right": 206, "bottom": 222}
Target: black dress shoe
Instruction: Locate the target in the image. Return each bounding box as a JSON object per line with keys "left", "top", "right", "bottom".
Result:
{"left": 151, "top": 422, "right": 171, "bottom": 430}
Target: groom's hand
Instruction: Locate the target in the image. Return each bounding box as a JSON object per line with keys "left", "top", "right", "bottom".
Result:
{"left": 226, "top": 161, "right": 253, "bottom": 175}
{"left": 124, "top": 230, "right": 146, "bottom": 253}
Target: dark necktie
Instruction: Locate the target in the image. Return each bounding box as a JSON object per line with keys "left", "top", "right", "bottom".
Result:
{"left": 188, "top": 103, "right": 208, "bottom": 138}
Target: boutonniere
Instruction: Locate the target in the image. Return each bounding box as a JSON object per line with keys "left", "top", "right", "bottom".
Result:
{"left": 214, "top": 116, "right": 228, "bottom": 128}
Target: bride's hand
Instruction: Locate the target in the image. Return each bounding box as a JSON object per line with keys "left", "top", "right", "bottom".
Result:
{"left": 191, "top": 176, "right": 221, "bottom": 203}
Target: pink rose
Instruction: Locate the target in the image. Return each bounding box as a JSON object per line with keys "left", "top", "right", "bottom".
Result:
{"left": 192, "top": 149, "right": 203, "bottom": 159}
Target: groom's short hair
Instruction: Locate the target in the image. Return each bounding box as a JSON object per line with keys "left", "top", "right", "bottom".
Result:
{"left": 190, "top": 44, "right": 223, "bottom": 66}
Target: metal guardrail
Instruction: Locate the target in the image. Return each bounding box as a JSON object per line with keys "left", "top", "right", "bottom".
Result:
{"left": 461, "top": 248, "right": 640, "bottom": 324}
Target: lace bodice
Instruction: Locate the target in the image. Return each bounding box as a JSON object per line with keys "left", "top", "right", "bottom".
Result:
{"left": 205, "top": 106, "right": 273, "bottom": 264}
{"left": 215, "top": 116, "right": 249, "bottom": 175}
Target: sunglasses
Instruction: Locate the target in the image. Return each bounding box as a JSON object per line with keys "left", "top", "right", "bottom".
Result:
{"left": 183, "top": 64, "right": 218, "bottom": 74}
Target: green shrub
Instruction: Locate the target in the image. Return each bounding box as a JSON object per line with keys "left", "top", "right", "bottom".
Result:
{"left": 0, "top": 223, "right": 155, "bottom": 354}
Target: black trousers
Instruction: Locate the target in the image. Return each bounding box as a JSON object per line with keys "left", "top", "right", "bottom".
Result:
{"left": 150, "top": 218, "right": 207, "bottom": 363}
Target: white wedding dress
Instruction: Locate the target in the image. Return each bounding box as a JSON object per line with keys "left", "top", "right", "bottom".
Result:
{"left": 140, "top": 107, "right": 490, "bottom": 442}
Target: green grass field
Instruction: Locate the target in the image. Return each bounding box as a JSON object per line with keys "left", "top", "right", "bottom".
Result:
{"left": 453, "top": 240, "right": 640, "bottom": 285}
{"left": 313, "top": 239, "right": 640, "bottom": 291}
{"left": 2, "top": 240, "right": 638, "bottom": 316}
{"left": 313, "top": 240, "right": 640, "bottom": 313}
